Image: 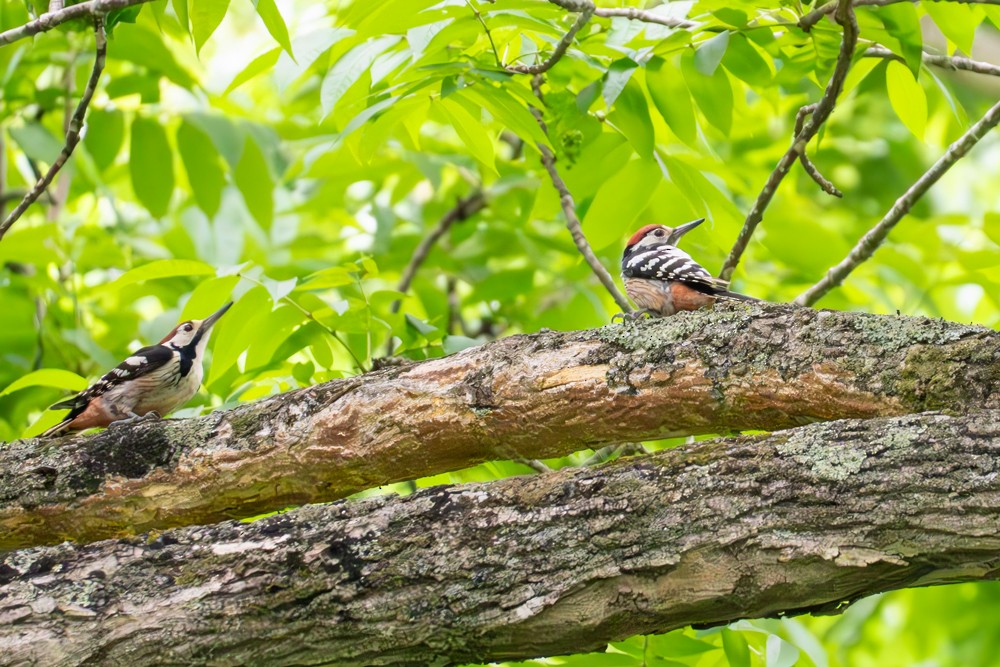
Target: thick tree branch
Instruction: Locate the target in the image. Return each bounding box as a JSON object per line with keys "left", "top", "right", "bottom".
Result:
{"left": 796, "top": 96, "right": 1000, "bottom": 305}
{"left": 3, "top": 410, "right": 1000, "bottom": 666}
{"left": 0, "top": 0, "right": 152, "bottom": 46}
{"left": 865, "top": 44, "right": 1000, "bottom": 78}
{"left": 3, "top": 304, "right": 999, "bottom": 549}
{"left": 720, "top": 0, "right": 858, "bottom": 282}
{"left": 0, "top": 19, "right": 106, "bottom": 242}
{"left": 529, "top": 75, "right": 633, "bottom": 312}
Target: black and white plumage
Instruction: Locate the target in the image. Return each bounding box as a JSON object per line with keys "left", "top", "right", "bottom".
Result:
{"left": 41, "top": 302, "right": 232, "bottom": 437}
{"left": 621, "top": 219, "right": 756, "bottom": 317}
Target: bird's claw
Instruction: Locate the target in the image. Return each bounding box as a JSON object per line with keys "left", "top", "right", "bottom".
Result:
{"left": 612, "top": 309, "right": 653, "bottom": 323}
{"left": 112, "top": 411, "right": 161, "bottom": 428}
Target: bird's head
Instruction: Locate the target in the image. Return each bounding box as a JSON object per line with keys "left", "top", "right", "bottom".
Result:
{"left": 159, "top": 302, "right": 233, "bottom": 350}
{"left": 624, "top": 218, "right": 706, "bottom": 254}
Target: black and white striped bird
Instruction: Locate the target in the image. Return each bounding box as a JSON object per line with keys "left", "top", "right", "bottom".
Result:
{"left": 41, "top": 302, "right": 232, "bottom": 437}
{"left": 621, "top": 219, "right": 756, "bottom": 317}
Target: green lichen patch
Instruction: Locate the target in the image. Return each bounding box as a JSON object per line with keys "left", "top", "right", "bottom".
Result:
{"left": 776, "top": 423, "right": 867, "bottom": 482}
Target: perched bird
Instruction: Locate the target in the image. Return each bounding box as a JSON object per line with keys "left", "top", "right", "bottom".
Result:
{"left": 621, "top": 219, "right": 756, "bottom": 317}
{"left": 41, "top": 303, "right": 232, "bottom": 437}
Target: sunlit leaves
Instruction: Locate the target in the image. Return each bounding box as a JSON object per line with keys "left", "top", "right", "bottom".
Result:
{"left": 0, "top": 370, "right": 87, "bottom": 397}
{"left": 582, "top": 158, "right": 661, "bottom": 251}
{"left": 609, "top": 78, "right": 654, "bottom": 159}
{"left": 721, "top": 628, "right": 752, "bottom": 667}
{"left": 320, "top": 35, "right": 401, "bottom": 119}
{"left": 681, "top": 49, "right": 733, "bottom": 135}
{"left": 225, "top": 47, "right": 281, "bottom": 95}
{"left": 252, "top": 0, "right": 293, "bottom": 56}
{"left": 130, "top": 116, "right": 175, "bottom": 217}
{"left": 875, "top": 2, "right": 923, "bottom": 75}
{"left": 439, "top": 97, "right": 497, "bottom": 174}
{"left": 886, "top": 60, "right": 927, "bottom": 139}
{"left": 102, "top": 259, "right": 216, "bottom": 292}
{"left": 694, "top": 30, "right": 729, "bottom": 76}
{"left": 191, "top": 0, "right": 231, "bottom": 54}
{"left": 84, "top": 109, "right": 125, "bottom": 172}
{"left": 234, "top": 135, "right": 274, "bottom": 228}
{"left": 178, "top": 121, "right": 226, "bottom": 218}
{"left": 646, "top": 57, "right": 697, "bottom": 146}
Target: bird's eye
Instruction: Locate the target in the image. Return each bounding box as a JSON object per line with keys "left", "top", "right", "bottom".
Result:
{"left": 184, "top": 324, "right": 193, "bottom": 332}
{"left": 653, "top": 229, "right": 665, "bottom": 237}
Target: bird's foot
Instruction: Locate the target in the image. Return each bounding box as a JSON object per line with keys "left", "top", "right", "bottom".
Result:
{"left": 612, "top": 309, "right": 653, "bottom": 323}
{"left": 112, "top": 411, "right": 161, "bottom": 428}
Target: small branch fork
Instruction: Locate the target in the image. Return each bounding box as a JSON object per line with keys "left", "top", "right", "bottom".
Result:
{"left": 795, "top": 97, "right": 1000, "bottom": 306}
{"left": 530, "top": 74, "right": 633, "bottom": 313}
{"left": 0, "top": 19, "right": 106, "bottom": 242}
{"left": 506, "top": 5, "right": 595, "bottom": 75}
{"left": 0, "top": 0, "right": 154, "bottom": 46}
{"left": 719, "top": 0, "right": 858, "bottom": 282}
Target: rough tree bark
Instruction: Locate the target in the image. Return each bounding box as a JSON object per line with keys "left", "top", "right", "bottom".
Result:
{"left": 2, "top": 410, "right": 999, "bottom": 666}
{"left": 2, "top": 303, "right": 999, "bottom": 549}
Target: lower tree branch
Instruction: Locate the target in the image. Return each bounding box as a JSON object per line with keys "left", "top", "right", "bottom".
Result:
{"left": 0, "top": 19, "right": 106, "bottom": 242}
{"left": 720, "top": 0, "right": 857, "bottom": 282}
{"left": 529, "top": 75, "right": 633, "bottom": 312}
{"left": 796, "top": 96, "right": 1000, "bottom": 306}
{"left": 2, "top": 304, "right": 998, "bottom": 549}
{"left": 3, "top": 410, "right": 999, "bottom": 666}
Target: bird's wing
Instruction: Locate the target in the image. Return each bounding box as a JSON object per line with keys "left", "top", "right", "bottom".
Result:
{"left": 50, "top": 345, "right": 175, "bottom": 415}
{"left": 622, "top": 244, "right": 729, "bottom": 293}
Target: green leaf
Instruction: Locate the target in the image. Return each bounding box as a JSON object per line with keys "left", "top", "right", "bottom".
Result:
{"left": 225, "top": 47, "right": 281, "bottom": 95}
{"left": 722, "top": 629, "right": 752, "bottom": 667}
{"left": 439, "top": 97, "right": 497, "bottom": 174}
{"left": 603, "top": 58, "right": 638, "bottom": 108}
{"left": 877, "top": 3, "right": 922, "bottom": 76}
{"left": 103, "top": 259, "right": 216, "bottom": 292}
{"left": 682, "top": 50, "right": 733, "bottom": 135}
{"left": 766, "top": 635, "right": 800, "bottom": 667}
{"left": 320, "top": 36, "right": 401, "bottom": 119}
{"left": 253, "top": 0, "right": 293, "bottom": 56}
{"left": 130, "top": 116, "right": 175, "bottom": 218}
{"left": 924, "top": 2, "right": 981, "bottom": 55}
{"left": 172, "top": 0, "right": 190, "bottom": 35}
{"left": 191, "top": 0, "right": 231, "bottom": 54}
{"left": 646, "top": 57, "right": 697, "bottom": 147}
{"left": 10, "top": 122, "right": 62, "bottom": 164}
{"left": 234, "top": 135, "right": 274, "bottom": 228}
{"left": 886, "top": 60, "right": 926, "bottom": 139}
{"left": 694, "top": 30, "right": 729, "bottom": 76}
{"left": 647, "top": 631, "right": 719, "bottom": 657}
{"left": 442, "top": 336, "right": 479, "bottom": 355}
{"left": 722, "top": 33, "right": 773, "bottom": 86}
{"left": 461, "top": 85, "right": 552, "bottom": 148}
{"left": 582, "top": 158, "right": 661, "bottom": 251}
{"left": 609, "top": 78, "right": 654, "bottom": 159}
{"left": 0, "top": 369, "right": 88, "bottom": 397}
{"left": 208, "top": 286, "right": 272, "bottom": 384}
{"left": 84, "top": 108, "right": 125, "bottom": 171}
{"left": 985, "top": 212, "right": 1000, "bottom": 246}
{"left": 178, "top": 121, "right": 226, "bottom": 218}
{"left": 181, "top": 275, "right": 241, "bottom": 321}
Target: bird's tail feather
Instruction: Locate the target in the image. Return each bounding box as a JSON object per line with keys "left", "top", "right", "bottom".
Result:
{"left": 717, "top": 290, "right": 759, "bottom": 302}
{"left": 40, "top": 417, "right": 74, "bottom": 438}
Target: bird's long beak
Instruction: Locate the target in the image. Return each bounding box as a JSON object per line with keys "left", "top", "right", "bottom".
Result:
{"left": 667, "top": 218, "right": 705, "bottom": 245}
{"left": 201, "top": 301, "right": 233, "bottom": 331}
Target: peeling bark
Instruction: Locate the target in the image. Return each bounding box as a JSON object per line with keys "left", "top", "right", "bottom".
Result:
{"left": 1, "top": 303, "right": 998, "bottom": 549}
{"left": 2, "top": 411, "right": 999, "bottom": 666}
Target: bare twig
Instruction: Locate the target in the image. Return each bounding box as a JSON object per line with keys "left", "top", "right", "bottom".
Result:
{"left": 582, "top": 442, "right": 648, "bottom": 466}
{"left": 719, "top": 0, "right": 858, "bottom": 282}
{"left": 507, "top": 6, "right": 593, "bottom": 74}
{"left": 390, "top": 191, "right": 487, "bottom": 316}
{"left": 0, "top": 0, "right": 155, "bottom": 46}
{"left": 515, "top": 457, "right": 553, "bottom": 474}
{"left": 795, "top": 97, "right": 1000, "bottom": 306}
{"left": 530, "top": 75, "right": 633, "bottom": 312}
{"left": 794, "top": 104, "right": 843, "bottom": 197}
{"left": 865, "top": 45, "right": 1000, "bottom": 78}
{"left": 48, "top": 0, "right": 65, "bottom": 12}
{"left": 0, "top": 19, "right": 106, "bottom": 242}
{"left": 593, "top": 7, "right": 697, "bottom": 30}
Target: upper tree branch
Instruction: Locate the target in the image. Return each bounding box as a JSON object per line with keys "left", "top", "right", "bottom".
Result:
{"left": 3, "top": 410, "right": 1000, "bottom": 665}
{"left": 719, "top": 0, "right": 858, "bottom": 282}
{"left": 529, "top": 75, "right": 633, "bottom": 311}
{"left": 0, "top": 0, "right": 153, "bottom": 46}
{"left": 593, "top": 7, "right": 697, "bottom": 30}
{"left": 865, "top": 44, "right": 1000, "bottom": 78}
{"left": 795, "top": 96, "right": 1000, "bottom": 305}
{"left": 3, "top": 304, "right": 999, "bottom": 549}
{"left": 802, "top": 0, "right": 1000, "bottom": 31}
{"left": 0, "top": 19, "right": 106, "bottom": 242}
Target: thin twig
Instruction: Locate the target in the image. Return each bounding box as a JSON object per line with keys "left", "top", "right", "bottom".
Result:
{"left": 719, "top": 0, "right": 858, "bottom": 282}
{"left": 865, "top": 45, "right": 1000, "bottom": 78}
{"left": 507, "top": 5, "right": 594, "bottom": 74}
{"left": 49, "top": 54, "right": 77, "bottom": 221}
{"left": 238, "top": 272, "right": 369, "bottom": 372}
{"left": 593, "top": 7, "right": 696, "bottom": 30}
{"left": 515, "top": 458, "right": 553, "bottom": 474}
{"left": 0, "top": 0, "right": 155, "bottom": 46}
{"left": 800, "top": 0, "right": 1000, "bottom": 31}
{"left": 0, "top": 19, "right": 106, "bottom": 242}
{"left": 581, "top": 442, "right": 647, "bottom": 466}
{"left": 48, "top": 0, "right": 65, "bottom": 12}
{"left": 794, "top": 104, "right": 843, "bottom": 197}
{"left": 465, "top": 0, "right": 502, "bottom": 68}
{"left": 530, "top": 74, "right": 632, "bottom": 312}
{"left": 26, "top": 158, "right": 57, "bottom": 205}
{"left": 795, "top": 97, "right": 1000, "bottom": 306}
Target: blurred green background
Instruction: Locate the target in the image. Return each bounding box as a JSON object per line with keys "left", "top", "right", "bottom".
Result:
{"left": 1, "top": 0, "right": 999, "bottom": 664}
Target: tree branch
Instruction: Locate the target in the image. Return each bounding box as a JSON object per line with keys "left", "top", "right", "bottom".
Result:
{"left": 865, "top": 44, "right": 1000, "bottom": 78}
{"left": 507, "top": 5, "right": 594, "bottom": 74}
{"left": 529, "top": 75, "right": 633, "bottom": 312}
{"left": 0, "top": 19, "right": 106, "bottom": 242}
{"left": 795, "top": 96, "right": 1000, "bottom": 306}
{"left": 719, "top": 0, "right": 858, "bottom": 282}
{"left": 593, "top": 7, "right": 697, "bottom": 30}
{"left": 795, "top": 104, "right": 843, "bottom": 197}
{"left": 3, "top": 410, "right": 1000, "bottom": 665}
{"left": 802, "top": 0, "right": 1000, "bottom": 31}
{"left": 0, "top": 0, "right": 152, "bottom": 46}
{"left": 3, "top": 303, "right": 999, "bottom": 549}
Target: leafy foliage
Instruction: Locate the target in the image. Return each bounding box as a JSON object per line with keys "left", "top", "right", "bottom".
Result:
{"left": 1, "top": 0, "right": 1000, "bottom": 663}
